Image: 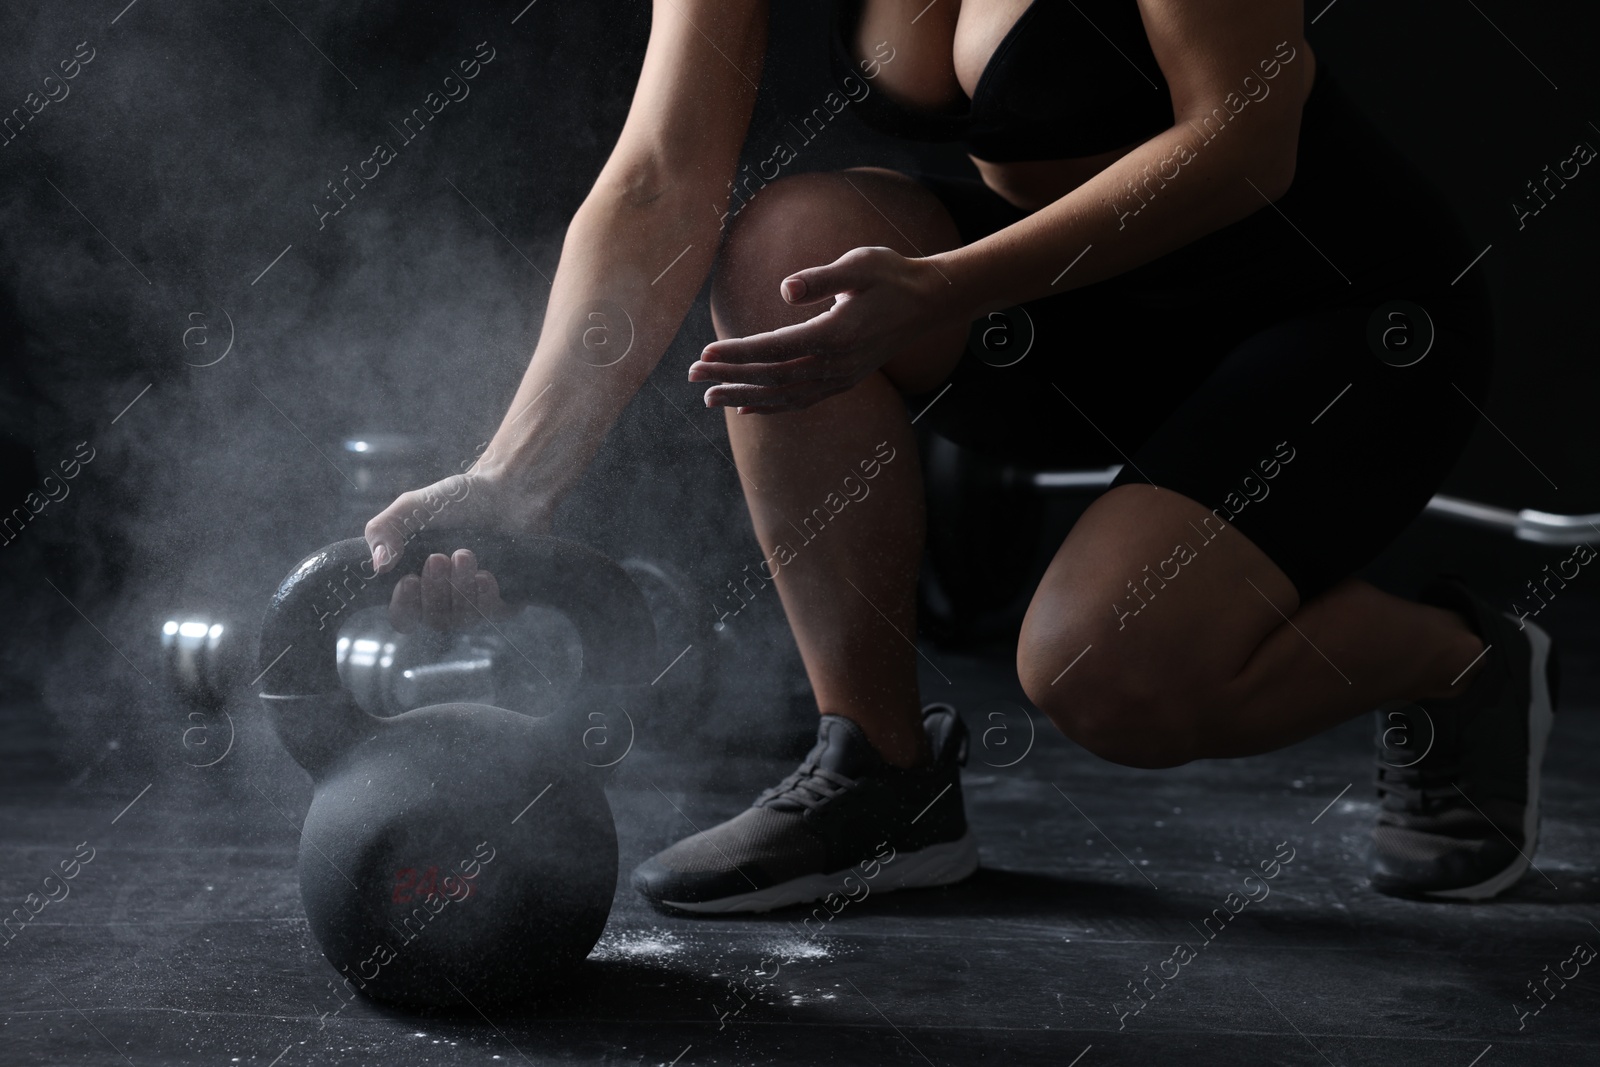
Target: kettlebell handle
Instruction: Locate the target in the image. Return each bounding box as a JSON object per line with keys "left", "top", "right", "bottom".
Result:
{"left": 256, "top": 533, "right": 658, "bottom": 698}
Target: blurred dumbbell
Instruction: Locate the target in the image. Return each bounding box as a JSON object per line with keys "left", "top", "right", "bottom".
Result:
{"left": 334, "top": 431, "right": 443, "bottom": 541}
{"left": 341, "top": 432, "right": 434, "bottom": 502}
{"left": 159, "top": 613, "right": 247, "bottom": 768}
{"left": 619, "top": 557, "right": 712, "bottom": 704}
{"left": 917, "top": 434, "right": 1048, "bottom": 647}
{"left": 160, "top": 615, "right": 238, "bottom": 711}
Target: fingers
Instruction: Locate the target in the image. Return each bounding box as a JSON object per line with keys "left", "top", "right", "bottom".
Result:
{"left": 364, "top": 492, "right": 422, "bottom": 574}
{"left": 395, "top": 550, "right": 509, "bottom": 632}
{"left": 690, "top": 356, "right": 825, "bottom": 388}
{"left": 696, "top": 309, "right": 845, "bottom": 368}
{"left": 388, "top": 555, "right": 506, "bottom": 632}
{"left": 420, "top": 553, "right": 451, "bottom": 629}
{"left": 390, "top": 574, "right": 422, "bottom": 634}
{"left": 706, "top": 381, "right": 842, "bottom": 412}
{"left": 423, "top": 550, "right": 480, "bottom": 632}
{"left": 365, "top": 516, "right": 403, "bottom": 575}
{"left": 450, "top": 549, "right": 478, "bottom": 630}
{"left": 364, "top": 478, "right": 473, "bottom": 573}
{"left": 365, "top": 492, "right": 428, "bottom": 574}
{"left": 780, "top": 246, "right": 890, "bottom": 306}
{"left": 692, "top": 317, "right": 853, "bottom": 408}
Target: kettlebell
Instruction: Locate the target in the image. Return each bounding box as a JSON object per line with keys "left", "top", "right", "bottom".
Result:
{"left": 255, "top": 532, "right": 657, "bottom": 1011}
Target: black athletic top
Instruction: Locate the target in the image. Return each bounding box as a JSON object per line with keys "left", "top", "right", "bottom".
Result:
{"left": 830, "top": 0, "right": 1174, "bottom": 161}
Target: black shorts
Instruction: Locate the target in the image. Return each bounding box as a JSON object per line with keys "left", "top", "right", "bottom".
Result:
{"left": 901, "top": 65, "right": 1495, "bottom": 604}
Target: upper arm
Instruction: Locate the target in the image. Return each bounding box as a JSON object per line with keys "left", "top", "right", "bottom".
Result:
{"left": 599, "top": 0, "right": 768, "bottom": 200}
{"left": 1136, "top": 0, "right": 1309, "bottom": 185}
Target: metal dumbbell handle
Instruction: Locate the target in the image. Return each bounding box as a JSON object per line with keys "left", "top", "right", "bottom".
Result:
{"left": 1028, "top": 466, "right": 1597, "bottom": 546}
{"left": 256, "top": 533, "right": 656, "bottom": 698}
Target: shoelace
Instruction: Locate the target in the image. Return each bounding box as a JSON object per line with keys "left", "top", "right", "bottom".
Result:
{"left": 1374, "top": 760, "right": 1464, "bottom": 814}
{"left": 757, "top": 761, "right": 858, "bottom": 812}
{"left": 1373, "top": 700, "right": 1469, "bottom": 815}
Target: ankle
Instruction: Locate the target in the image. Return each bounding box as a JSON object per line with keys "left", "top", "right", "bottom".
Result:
{"left": 880, "top": 736, "right": 932, "bottom": 770}
{"left": 829, "top": 710, "right": 930, "bottom": 770}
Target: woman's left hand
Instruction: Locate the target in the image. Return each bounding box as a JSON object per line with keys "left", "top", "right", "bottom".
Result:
{"left": 689, "top": 246, "right": 955, "bottom": 413}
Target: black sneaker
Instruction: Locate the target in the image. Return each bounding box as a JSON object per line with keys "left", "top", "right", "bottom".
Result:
{"left": 1369, "top": 576, "right": 1558, "bottom": 900}
{"left": 632, "top": 704, "right": 979, "bottom": 913}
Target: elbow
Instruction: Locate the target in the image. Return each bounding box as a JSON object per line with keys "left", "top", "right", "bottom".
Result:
{"left": 1259, "top": 144, "right": 1298, "bottom": 201}
{"left": 1243, "top": 121, "right": 1301, "bottom": 202}
{"left": 595, "top": 155, "right": 678, "bottom": 209}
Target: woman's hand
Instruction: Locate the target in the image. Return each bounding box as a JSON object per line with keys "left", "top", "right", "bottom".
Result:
{"left": 363, "top": 462, "right": 552, "bottom": 633}
{"left": 689, "top": 246, "right": 956, "bottom": 413}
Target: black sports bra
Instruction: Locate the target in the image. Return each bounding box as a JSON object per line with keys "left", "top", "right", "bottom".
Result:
{"left": 830, "top": 0, "right": 1175, "bottom": 162}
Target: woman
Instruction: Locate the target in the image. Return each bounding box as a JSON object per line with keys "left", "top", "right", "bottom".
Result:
{"left": 364, "top": 0, "right": 1557, "bottom": 911}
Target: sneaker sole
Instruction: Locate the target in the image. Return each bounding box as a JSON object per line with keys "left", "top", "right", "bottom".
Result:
{"left": 1422, "top": 616, "right": 1554, "bottom": 901}
{"left": 658, "top": 831, "right": 980, "bottom": 915}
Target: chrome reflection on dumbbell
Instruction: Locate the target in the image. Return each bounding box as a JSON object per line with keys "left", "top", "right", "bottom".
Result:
{"left": 334, "top": 606, "right": 585, "bottom": 718}
{"left": 161, "top": 616, "right": 233, "bottom": 708}
{"left": 160, "top": 615, "right": 242, "bottom": 768}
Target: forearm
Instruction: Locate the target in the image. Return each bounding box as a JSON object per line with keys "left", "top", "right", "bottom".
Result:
{"left": 476, "top": 176, "right": 725, "bottom": 507}
{"left": 931, "top": 118, "right": 1302, "bottom": 319}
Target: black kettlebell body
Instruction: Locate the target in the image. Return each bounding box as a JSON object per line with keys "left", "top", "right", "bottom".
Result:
{"left": 256, "top": 535, "right": 655, "bottom": 1011}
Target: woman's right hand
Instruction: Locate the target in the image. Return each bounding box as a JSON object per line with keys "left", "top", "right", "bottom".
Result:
{"left": 362, "top": 464, "right": 553, "bottom": 633}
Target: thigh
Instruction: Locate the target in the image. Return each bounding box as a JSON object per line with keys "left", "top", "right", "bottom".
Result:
{"left": 1018, "top": 479, "right": 1298, "bottom": 726}
{"left": 1017, "top": 295, "right": 1493, "bottom": 720}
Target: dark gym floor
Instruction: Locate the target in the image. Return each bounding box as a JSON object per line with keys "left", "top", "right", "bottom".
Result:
{"left": 3, "top": 595, "right": 1597, "bottom": 1066}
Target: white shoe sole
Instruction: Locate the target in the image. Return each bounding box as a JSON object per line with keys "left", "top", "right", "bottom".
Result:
{"left": 660, "top": 831, "right": 980, "bottom": 915}
{"left": 1424, "top": 616, "right": 1554, "bottom": 901}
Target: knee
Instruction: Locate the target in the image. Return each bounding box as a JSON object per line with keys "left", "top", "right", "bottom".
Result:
{"left": 1016, "top": 622, "right": 1205, "bottom": 769}
{"left": 710, "top": 173, "right": 855, "bottom": 330}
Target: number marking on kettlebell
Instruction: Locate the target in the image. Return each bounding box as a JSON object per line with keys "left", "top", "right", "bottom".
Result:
{"left": 392, "top": 866, "right": 477, "bottom": 904}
